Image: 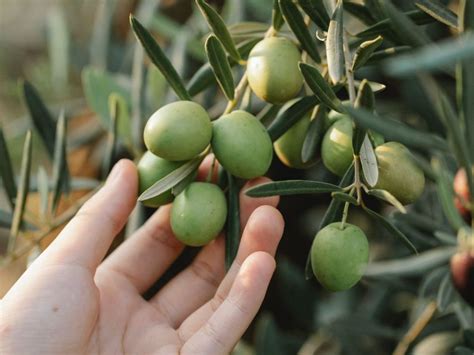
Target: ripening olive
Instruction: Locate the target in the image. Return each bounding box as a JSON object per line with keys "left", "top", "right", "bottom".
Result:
{"left": 453, "top": 166, "right": 473, "bottom": 220}
{"left": 321, "top": 116, "right": 353, "bottom": 176}
{"left": 137, "top": 151, "right": 193, "bottom": 208}
{"left": 374, "top": 142, "right": 425, "bottom": 205}
{"left": 143, "top": 101, "right": 212, "bottom": 161}
{"left": 211, "top": 110, "right": 273, "bottom": 179}
{"left": 450, "top": 251, "right": 474, "bottom": 306}
{"left": 247, "top": 37, "right": 303, "bottom": 104}
{"left": 170, "top": 182, "right": 227, "bottom": 246}
{"left": 274, "top": 112, "right": 317, "bottom": 169}
{"left": 311, "top": 222, "right": 369, "bottom": 291}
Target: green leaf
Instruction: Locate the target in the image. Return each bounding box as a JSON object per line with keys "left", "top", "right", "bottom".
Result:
{"left": 130, "top": 15, "right": 191, "bottom": 100}
{"left": 279, "top": 0, "right": 321, "bottom": 63}
{"left": 138, "top": 156, "right": 203, "bottom": 201}
{"left": 267, "top": 96, "right": 319, "bottom": 141}
{"left": 367, "top": 189, "right": 407, "bottom": 214}
{"left": 22, "top": 81, "right": 56, "bottom": 158}
{"left": 37, "top": 166, "right": 49, "bottom": 220}
{"left": 364, "top": 247, "right": 455, "bottom": 277}
{"left": 331, "top": 191, "right": 358, "bottom": 205}
{"left": 366, "top": 46, "right": 411, "bottom": 65}
{"left": 301, "top": 105, "right": 326, "bottom": 163}
{"left": 272, "top": 0, "right": 284, "bottom": 30}
{"left": 298, "top": 0, "right": 330, "bottom": 30}
{"left": 102, "top": 95, "right": 119, "bottom": 177}
{"left": 299, "top": 63, "right": 343, "bottom": 112}
{"left": 226, "top": 173, "right": 240, "bottom": 271}
{"left": 205, "top": 35, "right": 235, "bottom": 101}
{"left": 8, "top": 131, "right": 32, "bottom": 254}
{"left": 362, "top": 206, "right": 417, "bottom": 254}
{"left": 415, "top": 0, "right": 458, "bottom": 29}
{"left": 51, "top": 112, "right": 69, "bottom": 214}
{"left": 345, "top": 106, "right": 449, "bottom": 152}
{"left": 326, "top": 0, "right": 344, "bottom": 84}
{"left": 343, "top": 1, "right": 376, "bottom": 25}
{"left": 380, "top": 0, "right": 431, "bottom": 47}
{"left": 352, "top": 36, "right": 383, "bottom": 71}
{"left": 195, "top": 0, "right": 242, "bottom": 63}
{"left": 245, "top": 180, "right": 341, "bottom": 197}
{"left": 437, "top": 272, "right": 455, "bottom": 312}
{"left": 47, "top": 6, "right": 69, "bottom": 92}
{"left": 384, "top": 34, "right": 474, "bottom": 76}
{"left": 0, "top": 127, "right": 17, "bottom": 210}
{"left": 360, "top": 135, "right": 378, "bottom": 187}
{"left": 352, "top": 79, "right": 374, "bottom": 154}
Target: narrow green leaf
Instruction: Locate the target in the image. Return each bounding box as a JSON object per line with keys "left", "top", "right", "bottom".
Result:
{"left": 366, "top": 46, "right": 411, "bottom": 65}
{"left": 301, "top": 105, "right": 326, "bottom": 163}
{"left": 345, "top": 106, "right": 449, "bottom": 152}
{"left": 272, "top": 0, "right": 284, "bottom": 30}
{"left": 0, "top": 128, "right": 17, "bottom": 210}
{"left": 226, "top": 173, "right": 240, "bottom": 271}
{"left": 267, "top": 96, "right": 319, "bottom": 141}
{"left": 381, "top": 0, "right": 431, "bottom": 47}
{"left": 360, "top": 135, "right": 378, "bottom": 187}
{"left": 47, "top": 6, "right": 69, "bottom": 92}
{"left": 195, "top": 0, "right": 242, "bottom": 62}
{"left": 367, "top": 189, "right": 406, "bottom": 214}
{"left": 102, "top": 95, "right": 119, "bottom": 177}
{"left": 331, "top": 191, "right": 358, "bottom": 205}
{"left": 437, "top": 272, "right": 455, "bottom": 312}
{"left": 326, "top": 0, "right": 344, "bottom": 84}
{"left": 171, "top": 176, "right": 192, "bottom": 197}
{"left": 22, "top": 81, "right": 56, "bottom": 158}
{"left": 130, "top": 15, "right": 191, "bottom": 100}
{"left": 37, "top": 166, "right": 49, "bottom": 220}
{"left": 245, "top": 180, "right": 341, "bottom": 197}
{"left": 415, "top": 0, "right": 458, "bottom": 29}
{"left": 279, "top": 0, "right": 321, "bottom": 63}
{"left": 304, "top": 246, "right": 314, "bottom": 280}
{"left": 343, "top": 1, "right": 376, "bottom": 25}
{"left": 8, "top": 131, "right": 32, "bottom": 254}
{"left": 352, "top": 36, "right": 384, "bottom": 71}
{"left": 51, "top": 111, "right": 69, "bottom": 214}
{"left": 205, "top": 35, "right": 235, "bottom": 101}
{"left": 138, "top": 156, "right": 203, "bottom": 201}
{"left": 299, "top": 63, "right": 343, "bottom": 112}
{"left": 352, "top": 79, "right": 374, "bottom": 154}
{"left": 298, "top": 0, "right": 330, "bottom": 30}
{"left": 385, "top": 34, "right": 474, "bottom": 76}
{"left": 362, "top": 205, "right": 417, "bottom": 254}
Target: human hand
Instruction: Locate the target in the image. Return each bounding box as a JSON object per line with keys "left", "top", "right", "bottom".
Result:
{"left": 0, "top": 159, "right": 284, "bottom": 355}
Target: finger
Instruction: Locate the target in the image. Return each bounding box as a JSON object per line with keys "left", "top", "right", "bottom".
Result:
{"left": 181, "top": 252, "right": 275, "bottom": 355}
{"left": 37, "top": 160, "right": 138, "bottom": 271}
{"left": 178, "top": 206, "right": 284, "bottom": 339}
{"left": 239, "top": 177, "right": 279, "bottom": 226}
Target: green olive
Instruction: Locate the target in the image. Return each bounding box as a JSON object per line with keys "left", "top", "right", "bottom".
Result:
{"left": 143, "top": 101, "right": 212, "bottom": 161}
{"left": 374, "top": 142, "right": 425, "bottom": 205}
{"left": 274, "top": 112, "right": 316, "bottom": 169}
{"left": 170, "top": 182, "right": 227, "bottom": 246}
{"left": 321, "top": 116, "right": 353, "bottom": 176}
{"left": 311, "top": 222, "right": 369, "bottom": 292}
{"left": 247, "top": 37, "right": 303, "bottom": 104}
{"left": 211, "top": 110, "right": 273, "bottom": 179}
{"left": 137, "top": 151, "right": 193, "bottom": 208}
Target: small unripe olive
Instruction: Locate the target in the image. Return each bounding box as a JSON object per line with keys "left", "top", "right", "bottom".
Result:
{"left": 311, "top": 222, "right": 369, "bottom": 291}
{"left": 450, "top": 251, "right": 474, "bottom": 306}
{"left": 453, "top": 166, "right": 473, "bottom": 220}
{"left": 137, "top": 151, "right": 192, "bottom": 208}
{"left": 170, "top": 182, "right": 227, "bottom": 246}
{"left": 211, "top": 110, "right": 273, "bottom": 179}
{"left": 247, "top": 37, "right": 303, "bottom": 104}
{"left": 274, "top": 112, "right": 316, "bottom": 169}
{"left": 144, "top": 101, "right": 212, "bottom": 161}
{"left": 374, "top": 142, "right": 425, "bottom": 205}
{"left": 321, "top": 116, "right": 353, "bottom": 176}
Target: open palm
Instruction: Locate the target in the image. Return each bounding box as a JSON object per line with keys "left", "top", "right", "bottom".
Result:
{"left": 0, "top": 159, "right": 284, "bottom": 355}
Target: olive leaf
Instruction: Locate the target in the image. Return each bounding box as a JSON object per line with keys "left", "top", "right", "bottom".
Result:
{"left": 366, "top": 46, "right": 410, "bottom": 65}
{"left": 0, "top": 127, "right": 17, "bottom": 210}
{"left": 205, "top": 35, "right": 235, "bottom": 101}
{"left": 51, "top": 111, "right": 70, "bottom": 214}
{"left": 331, "top": 191, "right": 358, "bottom": 205}
{"left": 362, "top": 205, "right": 417, "bottom": 254}
{"left": 272, "top": 0, "right": 284, "bottom": 31}
{"left": 130, "top": 15, "right": 191, "bottom": 101}
{"left": 299, "top": 62, "right": 343, "bottom": 112}
{"left": 245, "top": 180, "right": 342, "bottom": 197}
{"left": 297, "top": 0, "right": 330, "bottom": 30}
{"left": 102, "top": 95, "right": 119, "bottom": 177}
{"left": 37, "top": 166, "right": 49, "bottom": 220}
{"left": 360, "top": 135, "right": 378, "bottom": 187}
{"left": 414, "top": 0, "right": 458, "bottom": 29}
{"left": 326, "top": 0, "right": 344, "bottom": 84}
{"left": 352, "top": 79, "right": 374, "bottom": 154}
{"left": 352, "top": 36, "right": 383, "bottom": 71}
{"left": 267, "top": 95, "right": 319, "bottom": 141}
{"left": 195, "top": 0, "right": 242, "bottom": 63}
{"left": 225, "top": 173, "right": 241, "bottom": 271}
{"left": 279, "top": 0, "right": 321, "bottom": 63}
{"left": 8, "top": 131, "right": 32, "bottom": 254}
{"left": 367, "top": 189, "right": 406, "bottom": 214}
{"left": 437, "top": 272, "right": 455, "bottom": 312}
{"left": 301, "top": 105, "right": 326, "bottom": 164}
{"left": 138, "top": 156, "right": 203, "bottom": 201}
{"left": 343, "top": 1, "right": 376, "bottom": 26}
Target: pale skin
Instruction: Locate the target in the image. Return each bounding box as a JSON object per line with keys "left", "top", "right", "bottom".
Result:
{"left": 0, "top": 159, "right": 284, "bottom": 355}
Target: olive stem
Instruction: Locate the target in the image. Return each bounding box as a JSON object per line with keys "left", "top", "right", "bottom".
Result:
{"left": 353, "top": 155, "right": 363, "bottom": 204}
{"left": 340, "top": 186, "right": 355, "bottom": 229}
{"left": 206, "top": 156, "right": 217, "bottom": 183}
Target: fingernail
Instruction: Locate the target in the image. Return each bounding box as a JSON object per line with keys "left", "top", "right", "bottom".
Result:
{"left": 107, "top": 160, "right": 124, "bottom": 183}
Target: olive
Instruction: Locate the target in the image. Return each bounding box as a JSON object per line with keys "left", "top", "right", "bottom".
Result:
{"left": 321, "top": 116, "right": 353, "bottom": 176}
{"left": 450, "top": 251, "right": 474, "bottom": 306}
{"left": 453, "top": 166, "right": 473, "bottom": 221}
